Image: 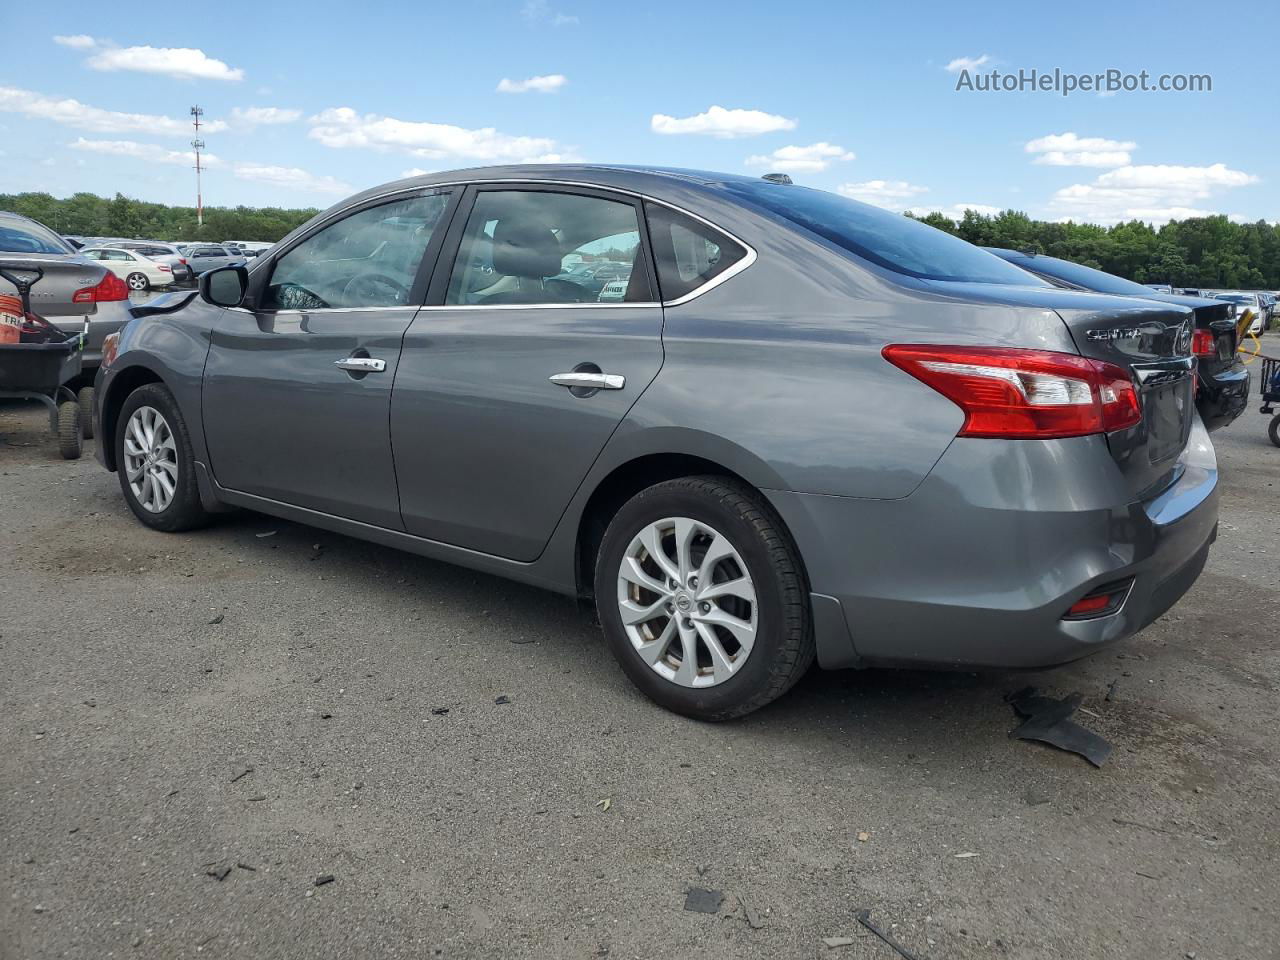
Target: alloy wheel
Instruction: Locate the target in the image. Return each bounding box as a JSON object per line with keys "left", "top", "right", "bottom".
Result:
{"left": 615, "top": 516, "right": 757, "bottom": 688}
{"left": 127, "top": 273, "right": 148, "bottom": 291}
{"left": 122, "top": 405, "right": 178, "bottom": 513}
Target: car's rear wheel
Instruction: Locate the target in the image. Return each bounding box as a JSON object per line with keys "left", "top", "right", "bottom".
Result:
{"left": 594, "top": 476, "right": 814, "bottom": 721}
{"left": 57, "top": 400, "right": 82, "bottom": 460}
{"left": 1269, "top": 414, "right": 1280, "bottom": 448}
{"left": 78, "top": 385, "right": 95, "bottom": 439}
{"left": 126, "top": 272, "right": 149, "bottom": 291}
{"left": 116, "top": 383, "right": 210, "bottom": 532}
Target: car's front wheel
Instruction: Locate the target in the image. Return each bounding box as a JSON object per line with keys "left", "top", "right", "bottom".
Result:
{"left": 116, "top": 383, "right": 210, "bottom": 531}
{"left": 594, "top": 476, "right": 814, "bottom": 721}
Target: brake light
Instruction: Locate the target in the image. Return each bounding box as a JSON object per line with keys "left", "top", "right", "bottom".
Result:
{"left": 1191, "top": 330, "right": 1215, "bottom": 356}
{"left": 882, "top": 345, "right": 1143, "bottom": 439}
{"left": 71, "top": 272, "right": 130, "bottom": 303}
{"left": 158, "top": 264, "right": 172, "bottom": 272}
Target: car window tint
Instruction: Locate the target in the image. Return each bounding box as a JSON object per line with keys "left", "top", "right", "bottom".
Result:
{"left": 644, "top": 203, "right": 746, "bottom": 301}
{"left": 0, "top": 221, "right": 72, "bottom": 255}
{"left": 445, "top": 190, "right": 653, "bottom": 306}
{"left": 263, "top": 193, "right": 450, "bottom": 311}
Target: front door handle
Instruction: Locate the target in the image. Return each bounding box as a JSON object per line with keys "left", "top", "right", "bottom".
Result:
{"left": 549, "top": 372, "right": 625, "bottom": 390}
{"left": 335, "top": 357, "right": 387, "bottom": 373}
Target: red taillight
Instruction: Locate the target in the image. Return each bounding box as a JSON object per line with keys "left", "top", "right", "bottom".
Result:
{"left": 179, "top": 258, "right": 188, "bottom": 265}
{"left": 882, "top": 345, "right": 1143, "bottom": 439}
{"left": 1191, "top": 330, "right": 1215, "bottom": 356}
{"left": 71, "top": 272, "right": 130, "bottom": 303}
{"left": 158, "top": 264, "right": 172, "bottom": 272}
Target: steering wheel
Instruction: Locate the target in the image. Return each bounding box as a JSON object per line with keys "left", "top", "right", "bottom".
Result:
{"left": 343, "top": 273, "right": 410, "bottom": 306}
{"left": 271, "top": 282, "right": 329, "bottom": 311}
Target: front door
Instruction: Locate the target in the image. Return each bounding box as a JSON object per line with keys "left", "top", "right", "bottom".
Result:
{"left": 202, "top": 189, "right": 455, "bottom": 529}
{"left": 392, "top": 185, "right": 665, "bottom": 561}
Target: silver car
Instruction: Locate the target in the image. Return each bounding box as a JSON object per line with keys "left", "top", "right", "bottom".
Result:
{"left": 92, "top": 166, "right": 1218, "bottom": 720}
{"left": 178, "top": 244, "right": 243, "bottom": 276}
{"left": 0, "top": 210, "right": 133, "bottom": 391}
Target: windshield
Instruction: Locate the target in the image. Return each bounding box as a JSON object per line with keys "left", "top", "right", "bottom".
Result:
{"left": 0, "top": 218, "right": 72, "bottom": 255}
{"left": 722, "top": 182, "right": 1044, "bottom": 285}
{"left": 997, "top": 252, "right": 1155, "bottom": 295}
{"left": 1216, "top": 294, "right": 1253, "bottom": 304}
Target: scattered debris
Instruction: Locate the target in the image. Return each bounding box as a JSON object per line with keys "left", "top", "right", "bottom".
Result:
{"left": 1005, "top": 687, "right": 1113, "bottom": 767}
{"left": 1113, "top": 817, "right": 1175, "bottom": 835}
{"left": 208, "top": 614, "right": 224, "bottom": 625}
{"left": 247, "top": 794, "right": 267, "bottom": 802}
{"left": 954, "top": 852, "right": 978, "bottom": 859}
{"left": 206, "top": 865, "right": 232, "bottom": 881}
{"left": 1023, "top": 789, "right": 1052, "bottom": 806}
{"left": 1105, "top": 679, "right": 1119, "bottom": 702}
{"left": 596, "top": 798, "right": 612, "bottom": 812}
{"left": 236, "top": 862, "right": 256, "bottom": 872}
{"left": 255, "top": 530, "right": 277, "bottom": 538}
{"left": 230, "top": 768, "right": 253, "bottom": 783}
{"left": 320, "top": 713, "right": 333, "bottom": 720}
{"left": 431, "top": 707, "right": 450, "bottom": 716}
{"left": 856, "top": 910, "right": 927, "bottom": 960}
{"left": 857, "top": 831, "right": 871, "bottom": 842}
{"left": 741, "top": 898, "right": 764, "bottom": 929}
{"left": 494, "top": 695, "right": 512, "bottom": 705}
{"left": 509, "top": 636, "right": 536, "bottom": 644}
{"left": 1135, "top": 871, "right": 1159, "bottom": 880}
{"left": 314, "top": 874, "right": 335, "bottom": 886}
{"left": 683, "top": 887, "right": 723, "bottom": 914}
{"left": 822, "top": 937, "right": 855, "bottom": 948}
{"left": 32, "top": 904, "right": 46, "bottom": 914}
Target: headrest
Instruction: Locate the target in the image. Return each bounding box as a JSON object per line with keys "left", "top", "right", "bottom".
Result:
{"left": 491, "top": 219, "right": 562, "bottom": 280}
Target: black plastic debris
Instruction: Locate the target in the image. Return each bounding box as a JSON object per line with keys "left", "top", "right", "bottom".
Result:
{"left": 1005, "top": 687, "right": 1113, "bottom": 767}
{"left": 683, "top": 887, "right": 723, "bottom": 914}
{"left": 431, "top": 707, "right": 450, "bottom": 716}
{"left": 314, "top": 874, "right": 335, "bottom": 886}
{"left": 855, "top": 910, "right": 926, "bottom": 960}
{"left": 494, "top": 695, "right": 512, "bottom": 705}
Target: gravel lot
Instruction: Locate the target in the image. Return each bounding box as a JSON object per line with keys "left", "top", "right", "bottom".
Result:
{"left": 1, "top": 394, "right": 1277, "bottom": 960}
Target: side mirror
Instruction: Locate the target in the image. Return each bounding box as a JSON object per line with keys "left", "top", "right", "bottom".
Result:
{"left": 200, "top": 265, "right": 249, "bottom": 308}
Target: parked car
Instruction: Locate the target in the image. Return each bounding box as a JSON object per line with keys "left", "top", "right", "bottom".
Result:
{"left": 1213, "top": 292, "right": 1265, "bottom": 335}
{"left": 986, "top": 249, "right": 1249, "bottom": 430}
{"left": 0, "top": 211, "right": 132, "bottom": 414}
{"left": 1143, "top": 283, "right": 1173, "bottom": 294}
{"left": 100, "top": 241, "right": 193, "bottom": 282}
{"left": 80, "top": 246, "right": 174, "bottom": 292}
{"left": 177, "top": 244, "right": 244, "bottom": 276}
{"left": 93, "top": 166, "right": 1217, "bottom": 720}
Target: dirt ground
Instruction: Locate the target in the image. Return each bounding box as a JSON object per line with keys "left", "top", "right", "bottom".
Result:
{"left": 1, "top": 396, "right": 1277, "bottom": 960}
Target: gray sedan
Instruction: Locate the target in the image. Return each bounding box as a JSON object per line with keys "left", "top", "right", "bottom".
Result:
{"left": 91, "top": 165, "right": 1217, "bottom": 719}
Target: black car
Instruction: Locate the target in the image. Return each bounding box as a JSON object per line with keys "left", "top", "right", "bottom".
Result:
{"left": 987, "top": 249, "right": 1249, "bottom": 431}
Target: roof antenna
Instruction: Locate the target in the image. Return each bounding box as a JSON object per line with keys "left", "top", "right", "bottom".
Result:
{"left": 761, "top": 173, "right": 793, "bottom": 185}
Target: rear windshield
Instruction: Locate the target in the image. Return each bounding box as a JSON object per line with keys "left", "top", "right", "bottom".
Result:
{"left": 722, "top": 183, "right": 1043, "bottom": 285}
{"left": 999, "top": 253, "right": 1155, "bottom": 295}
{"left": 0, "top": 219, "right": 72, "bottom": 255}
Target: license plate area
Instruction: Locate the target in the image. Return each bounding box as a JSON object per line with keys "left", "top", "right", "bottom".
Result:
{"left": 1145, "top": 377, "right": 1193, "bottom": 464}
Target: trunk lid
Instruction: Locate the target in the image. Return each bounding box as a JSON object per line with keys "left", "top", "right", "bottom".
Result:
{"left": 1054, "top": 299, "right": 1196, "bottom": 499}
{"left": 0, "top": 253, "right": 107, "bottom": 320}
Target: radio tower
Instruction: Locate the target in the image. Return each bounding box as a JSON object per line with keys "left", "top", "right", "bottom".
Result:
{"left": 190, "top": 106, "right": 205, "bottom": 228}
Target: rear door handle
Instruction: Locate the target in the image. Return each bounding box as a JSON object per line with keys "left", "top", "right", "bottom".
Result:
{"left": 334, "top": 357, "right": 387, "bottom": 373}
{"left": 549, "top": 372, "right": 625, "bottom": 390}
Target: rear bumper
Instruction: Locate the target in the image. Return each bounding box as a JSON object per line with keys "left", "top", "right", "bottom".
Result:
{"left": 768, "top": 419, "right": 1219, "bottom": 670}
{"left": 1196, "top": 361, "right": 1250, "bottom": 431}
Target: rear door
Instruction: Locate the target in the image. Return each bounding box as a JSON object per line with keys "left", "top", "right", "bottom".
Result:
{"left": 201, "top": 188, "right": 455, "bottom": 528}
{"left": 391, "top": 184, "right": 665, "bottom": 561}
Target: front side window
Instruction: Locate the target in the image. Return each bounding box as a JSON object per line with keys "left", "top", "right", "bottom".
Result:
{"left": 445, "top": 189, "right": 653, "bottom": 305}
{"left": 263, "top": 192, "right": 450, "bottom": 311}
{"left": 645, "top": 203, "right": 747, "bottom": 302}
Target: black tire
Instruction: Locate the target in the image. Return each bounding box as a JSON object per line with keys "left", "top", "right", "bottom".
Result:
{"left": 126, "top": 272, "right": 149, "bottom": 292}
{"left": 78, "top": 385, "right": 95, "bottom": 439}
{"left": 1269, "top": 414, "right": 1280, "bottom": 449}
{"left": 57, "top": 400, "right": 82, "bottom": 460}
{"left": 594, "top": 475, "right": 814, "bottom": 721}
{"left": 115, "top": 382, "right": 210, "bottom": 532}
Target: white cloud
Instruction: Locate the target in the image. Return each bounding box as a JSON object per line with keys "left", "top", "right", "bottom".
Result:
{"left": 401, "top": 167, "right": 432, "bottom": 177}
{"left": 53, "top": 34, "right": 96, "bottom": 49}
{"left": 69, "top": 137, "right": 221, "bottom": 166}
{"left": 1048, "top": 162, "right": 1258, "bottom": 225}
{"left": 86, "top": 44, "right": 244, "bottom": 81}
{"left": 496, "top": 74, "right": 567, "bottom": 94}
{"left": 745, "top": 142, "right": 854, "bottom": 173}
{"left": 230, "top": 106, "right": 302, "bottom": 127}
{"left": 651, "top": 105, "right": 796, "bottom": 139}
{"left": 521, "top": 0, "right": 577, "bottom": 24}
{"left": 232, "top": 163, "right": 352, "bottom": 195}
{"left": 308, "top": 106, "right": 564, "bottom": 162}
{"left": 908, "top": 203, "right": 1003, "bottom": 221}
{"left": 944, "top": 54, "right": 990, "bottom": 73}
{"left": 1025, "top": 132, "right": 1135, "bottom": 167}
{"left": 838, "top": 180, "right": 930, "bottom": 208}
{"left": 0, "top": 85, "right": 227, "bottom": 135}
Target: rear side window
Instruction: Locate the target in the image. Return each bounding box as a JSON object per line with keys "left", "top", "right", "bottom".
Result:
{"left": 644, "top": 203, "right": 746, "bottom": 302}
{"left": 0, "top": 220, "right": 71, "bottom": 255}
{"left": 723, "top": 182, "right": 1046, "bottom": 286}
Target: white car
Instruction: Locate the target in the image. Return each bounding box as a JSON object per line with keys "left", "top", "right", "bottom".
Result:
{"left": 100, "top": 241, "right": 193, "bottom": 282}
{"left": 1215, "top": 292, "right": 1266, "bottom": 335}
{"left": 81, "top": 246, "right": 174, "bottom": 292}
